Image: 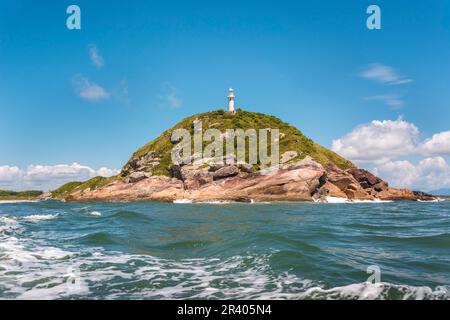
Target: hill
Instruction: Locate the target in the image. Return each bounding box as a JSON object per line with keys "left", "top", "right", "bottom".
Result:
{"left": 52, "top": 109, "right": 354, "bottom": 198}
{"left": 52, "top": 109, "right": 434, "bottom": 202}
{"left": 121, "top": 109, "right": 354, "bottom": 177}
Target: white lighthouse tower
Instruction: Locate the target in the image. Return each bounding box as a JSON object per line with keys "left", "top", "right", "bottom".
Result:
{"left": 227, "top": 88, "right": 235, "bottom": 113}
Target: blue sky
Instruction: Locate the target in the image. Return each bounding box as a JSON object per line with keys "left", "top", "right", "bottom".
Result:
{"left": 1, "top": 0, "right": 450, "bottom": 191}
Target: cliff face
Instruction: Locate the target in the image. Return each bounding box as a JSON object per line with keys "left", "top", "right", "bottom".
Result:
{"left": 65, "top": 156, "right": 434, "bottom": 202}
{"left": 57, "top": 110, "right": 435, "bottom": 203}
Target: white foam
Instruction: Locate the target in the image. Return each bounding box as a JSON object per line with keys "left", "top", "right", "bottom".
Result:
{"left": 326, "top": 197, "right": 350, "bottom": 203}
{"left": 23, "top": 214, "right": 58, "bottom": 222}
{"left": 324, "top": 197, "right": 393, "bottom": 204}
{"left": 88, "top": 211, "right": 102, "bottom": 216}
{"left": 173, "top": 199, "right": 193, "bottom": 204}
{"left": 300, "top": 282, "right": 449, "bottom": 300}
{"left": 197, "top": 200, "right": 234, "bottom": 204}
{"left": 0, "top": 216, "right": 21, "bottom": 233}
{"left": 418, "top": 198, "right": 446, "bottom": 203}
{"left": 0, "top": 200, "right": 39, "bottom": 204}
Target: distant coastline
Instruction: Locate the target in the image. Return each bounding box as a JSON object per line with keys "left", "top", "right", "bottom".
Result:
{"left": 0, "top": 190, "right": 43, "bottom": 201}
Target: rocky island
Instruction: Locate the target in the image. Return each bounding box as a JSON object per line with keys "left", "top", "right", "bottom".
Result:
{"left": 50, "top": 109, "right": 435, "bottom": 203}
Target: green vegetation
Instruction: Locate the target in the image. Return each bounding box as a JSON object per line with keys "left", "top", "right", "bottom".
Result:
{"left": 51, "top": 176, "right": 117, "bottom": 199}
{"left": 0, "top": 190, "right": 43, "bottom": 201}
{"left": 123, "top": 109, "right": 354, "bottom": 176}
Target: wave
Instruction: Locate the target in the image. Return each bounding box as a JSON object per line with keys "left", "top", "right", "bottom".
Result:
{"left": 418, "top": 198, "right": 446, "bottom": 203}
{"left": 0, "top": 216, "right": 22, "bottom": 233}
{"left": 0, "top": 200, "right": 40, "bottom": 204}
{"left": 324, "top": 197, "right": 393, "bottom": 204}
{"left": 75, "top": 231, "right": 120, "bottom": 246}
{"left": 88, "top": 211, "right": 102, "bottom": 217}
{"left": 173, "top": 199, "right": 193, "bottom": 204}
{"left": 298, "top": 282, "right": 448, "bottom": 300}
{"left": 1, "top": 229, "right": 448, "bottom": 300}
{"left": 108, "top": 210, "right": 151, "bottom": 221}
{"left": 22, "top": 214, "right": 58, "bottom": 222}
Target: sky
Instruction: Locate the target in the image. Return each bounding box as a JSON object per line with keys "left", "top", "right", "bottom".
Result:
{"left": 1, "top": 0, "right": 450, "bottom": 191}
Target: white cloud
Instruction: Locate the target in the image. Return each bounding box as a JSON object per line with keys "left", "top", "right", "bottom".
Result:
{"left": 89, "top": 44, "right": 104, "bottom": 68}
{"left": 359, "top": 63, "right": 413, "bottom": 85}
{"left": 158, "top": 84, "right": 182, "bottom": 109}
{"left": 374, "top": 157, "right": 450, "bottom": 191}
{"left": 332, "top": 119, "right": 419, "bottom": 164}
{"left": 72, "top": 74, "right": 109, "bottom": 101}
{"left": 364, "top": 94, "right": 405, "bottom": 108}
{"left": 0, "top": 166, "right": 22, "bottom": 181}
{"left": 421, "top": 131, "right": 450, "bottom": 156}
{"left": 96, "top": 167, "right": 117, "bottom": 177}
{"left": 0, "top": 163, "right": 118, "bottom": 192}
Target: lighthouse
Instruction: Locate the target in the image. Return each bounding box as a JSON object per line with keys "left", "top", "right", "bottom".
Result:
{"left": 227, "top": 88, "right": 235, "bottom": 113}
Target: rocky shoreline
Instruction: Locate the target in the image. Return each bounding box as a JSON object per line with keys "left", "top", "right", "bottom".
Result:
{"left": 64, "top": 156, "right": 435, "bottom": 203}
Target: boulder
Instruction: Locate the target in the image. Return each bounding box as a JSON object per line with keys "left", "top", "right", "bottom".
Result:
{"left": 213, "top": 166, "right": 239, "bottom": 180}
{"left": 184, "top": 171, "right": 213, "bottom": 189}
{"left": 237, "top": 163, "right": 254, "bottom": 173}
{"left": 280, "top": 151, "right": 298, "bottom": 164}
{"left": 284, "top": 156, "right": 323, "bottom": 171}
{"left": 208, "top": 163, "right": 228, "bottom": 172}
{"left": 128, "top": 171, "right": 149, "bottom": 183}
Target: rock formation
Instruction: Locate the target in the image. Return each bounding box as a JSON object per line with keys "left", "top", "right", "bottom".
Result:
{"left": 65, "top": 156, "right": 434, "bottom": 202}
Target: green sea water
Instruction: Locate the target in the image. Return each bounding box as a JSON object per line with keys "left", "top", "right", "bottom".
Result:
{"left": 0, "top": 200, "right": 449, "bottom": 300}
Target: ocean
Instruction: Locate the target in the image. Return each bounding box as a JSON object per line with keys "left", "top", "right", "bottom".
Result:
{"left": 0, "top": 200, "right": 449, "bottom": 300}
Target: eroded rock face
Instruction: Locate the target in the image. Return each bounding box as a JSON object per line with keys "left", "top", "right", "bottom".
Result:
{"left": 347, "top": 168, "right": 383, "bottom": 190}
{"left": 66, "top": 157, "right": 436, "bottom": 203}
{"left": 122, "top": 152, "right": 160, "bottom": 177}
{"left": 128, "top": 171, "right": 149, "bottom": 183}
{"left": 326, "top": 163, "right": 373, "bottom": 200}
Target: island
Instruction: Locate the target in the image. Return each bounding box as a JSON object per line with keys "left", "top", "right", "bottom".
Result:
{"left": 45, "top": 107, "right": 435, "bottom": 203}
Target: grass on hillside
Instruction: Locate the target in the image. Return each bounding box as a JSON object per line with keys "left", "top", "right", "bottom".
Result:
{"left": 51, "top": 176, "right": 117, "bottom": 199}
{"left": 123, "top": 109, "right": 354, "bottom": 176}
{"left": 0, "top": 190, "right": 43, "bottom": 200}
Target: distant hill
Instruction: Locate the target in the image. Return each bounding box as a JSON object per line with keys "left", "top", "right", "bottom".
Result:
{"left": 0, "top": 190, "right": 43, "bottom": 201}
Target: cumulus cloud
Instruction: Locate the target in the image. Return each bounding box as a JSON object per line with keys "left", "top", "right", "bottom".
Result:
{"left": 331, "top": 119, "right": 419, "bottom": 164}
{"left": 364, "top": 94, "right": 405, "bottom": 108}
{"left": 0, "top": 163, "right": 118, "bottom": 192}
{"left": 333, "top": 119, "right": 450, "bottom": 190}
{"left": 421, "top": 131, "right": 450, "bottom": 156}
{"left": 374, "top": 157, "right": 450, "bottom": 191}
{"left": 72, "top": 74, "right": 109, "bottom": 101}
{"left": 359, "top": 63, "right": 413, "bottom": 85}
{"left": 0, "top": 166, "right": 22, "bottom": 182}
{"left": 89, "top": 44, "right": 104, "bottom": 68}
